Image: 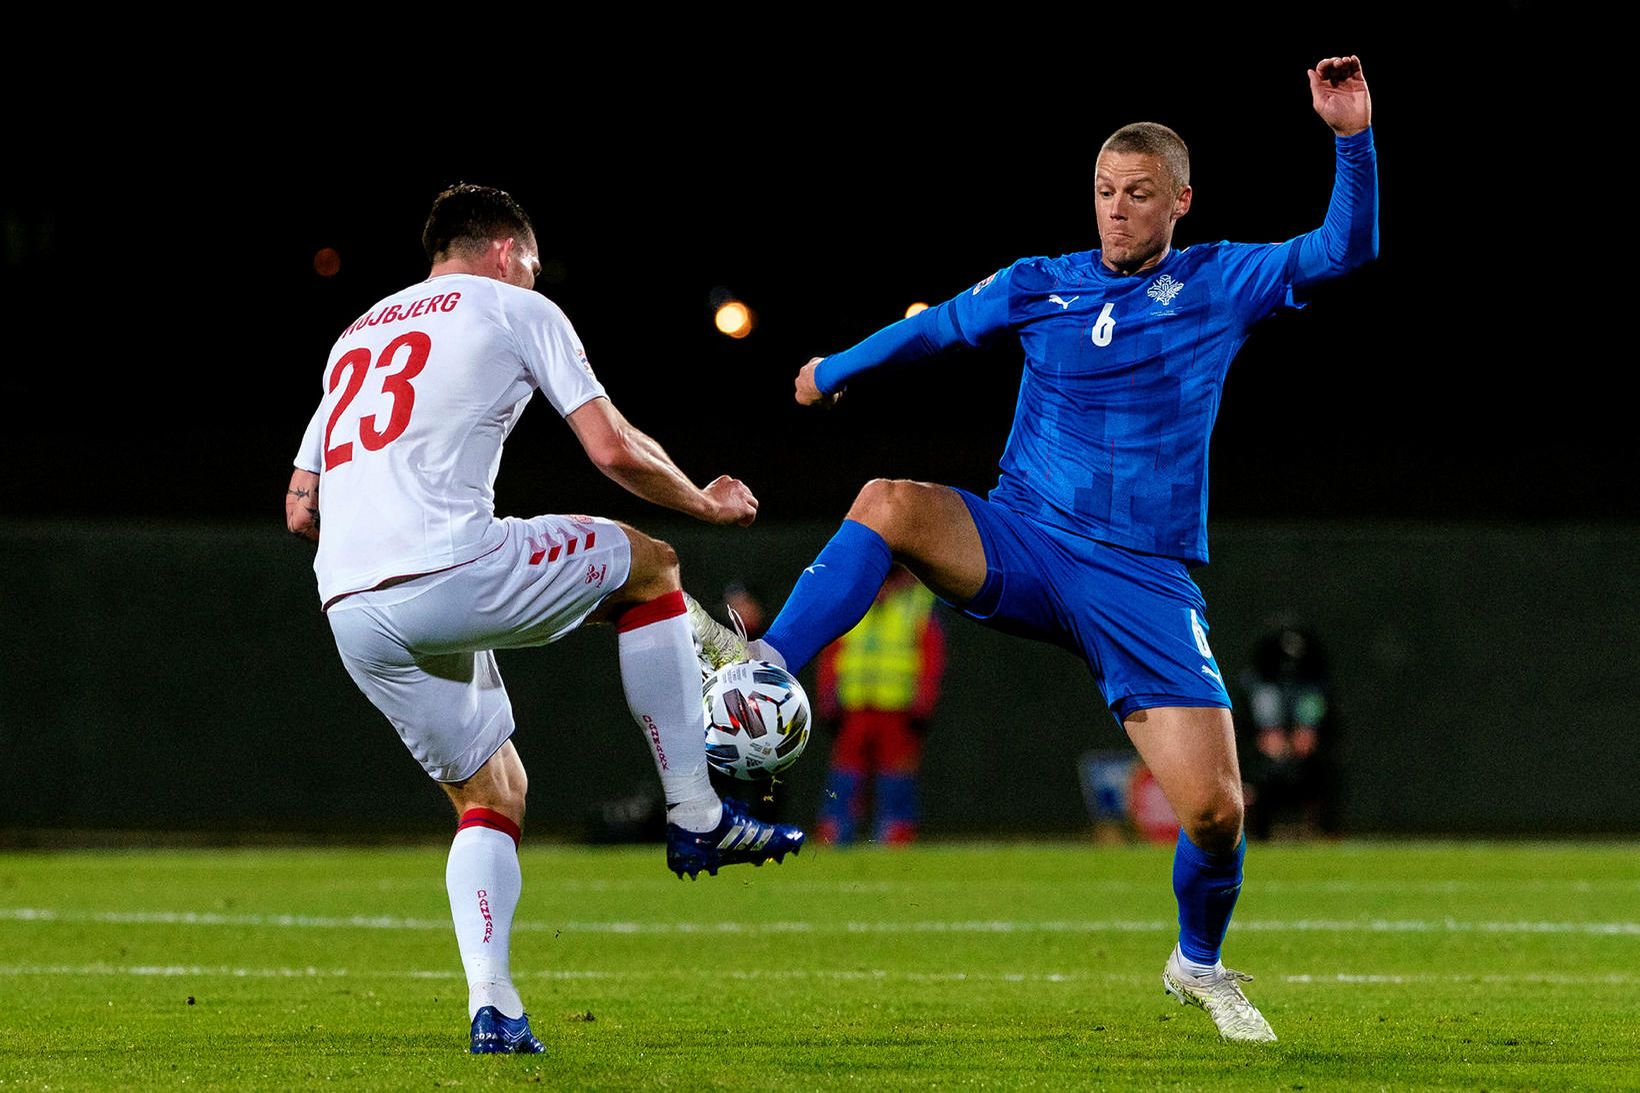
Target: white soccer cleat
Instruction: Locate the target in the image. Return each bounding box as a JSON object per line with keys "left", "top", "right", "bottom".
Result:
{"left": 1162, "top": 946, "right": 1278, "bottom": 1043}
{"left": 685, "top": 594, "right": 749, "bottom": 678}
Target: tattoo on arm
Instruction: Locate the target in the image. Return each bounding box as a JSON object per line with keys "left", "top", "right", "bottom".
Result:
{"left": 287, "top": 481, "right": 319, "bottom": 539}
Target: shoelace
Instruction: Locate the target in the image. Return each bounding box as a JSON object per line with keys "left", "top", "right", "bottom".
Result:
{"left": 1204, "top": 970, "right": 1264, "bottom": 1023}
{"left": 723, "top": 604, "right": 748, "bottom": 643}
{"left": 692, "top": 599, "right": 748, "bottom": 666}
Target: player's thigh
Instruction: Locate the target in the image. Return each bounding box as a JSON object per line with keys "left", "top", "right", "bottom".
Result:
{"left": 1068, "top": 540, "right": 1232, "bottom": 725}
{"left": 329, "top": 604, "right": 517, "bottom": 785}
{"left": 405, "top": 514, "right": 634, "bottom": 651}
{"left": 1123, "top": 704, "right": 1243, "bottom": 845}
{"left": 847, "top": 479, "right": 987, "bottom": 604}
{"left": 938, "top": 489, "right": 1080, "bottom": 650}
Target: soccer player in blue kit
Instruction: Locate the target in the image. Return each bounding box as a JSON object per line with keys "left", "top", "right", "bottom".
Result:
{"left": 695, "top": 56, "right": 1376, "bottom": 1041}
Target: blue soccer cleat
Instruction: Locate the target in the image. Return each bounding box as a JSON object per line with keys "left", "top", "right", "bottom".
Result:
{"left": 470, "top": 1006, "right": 545, "bottom": 1054}
{"left": 666, "top": 795, "right": 805, "bottom": 879}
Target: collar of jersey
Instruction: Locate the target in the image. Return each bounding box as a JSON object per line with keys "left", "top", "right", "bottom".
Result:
{"left": 1082, "top": 246, "right": 1181, "bottom": 285}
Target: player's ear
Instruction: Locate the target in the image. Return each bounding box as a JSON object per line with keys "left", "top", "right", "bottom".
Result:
{"left": 493, "top": 237, "right": 515, "bottom": 276}
{"left": 1173, "top": 185, "right": 1193, "bottom": 221}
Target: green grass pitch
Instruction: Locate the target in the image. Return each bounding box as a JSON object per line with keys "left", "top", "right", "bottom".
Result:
{"left": 2, "top": 841, "right": 1637, "bottom": 1090}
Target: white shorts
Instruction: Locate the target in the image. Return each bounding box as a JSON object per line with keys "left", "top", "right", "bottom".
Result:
{"left": 326, "top": 514, "right": 632, "bottom": 783}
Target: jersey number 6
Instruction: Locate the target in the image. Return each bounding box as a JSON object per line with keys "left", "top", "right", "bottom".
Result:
{"left": 1090, "top": 302, "right": 1117, "bottom": 348}
{"left": 323, "top": 331, "right": 432, "bottom": 470}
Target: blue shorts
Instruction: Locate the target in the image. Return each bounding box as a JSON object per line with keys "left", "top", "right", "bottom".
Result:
{"left": 951, "top": 489, "right": 1231, "bottom": 721}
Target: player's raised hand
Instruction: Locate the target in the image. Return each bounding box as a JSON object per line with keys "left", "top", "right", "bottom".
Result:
{"left": 795, "top": 357, "right": 841, "bottom": 408}
{"left": 1308, "top": 55, "right": 1371, "bottom": 137}
{"left": 701, "top": 475, "right": 759, "bottom": 527}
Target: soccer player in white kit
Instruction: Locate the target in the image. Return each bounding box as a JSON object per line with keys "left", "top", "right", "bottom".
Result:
{"left": 285, "top": 184, "right": 804, "bottom": 1055}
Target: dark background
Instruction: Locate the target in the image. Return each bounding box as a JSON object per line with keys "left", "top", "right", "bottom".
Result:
{"left": 1, "top": 10, "right": 1621, "bottom": 526}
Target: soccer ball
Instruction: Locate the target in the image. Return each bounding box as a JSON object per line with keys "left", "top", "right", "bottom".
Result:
{"left": 701, "top": 661, "right": 812, "bottom": 780}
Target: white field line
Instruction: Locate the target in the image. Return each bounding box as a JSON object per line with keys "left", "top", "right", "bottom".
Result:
{"left": 545, "top": 878, "right": 1640, "bottom": 895}
{"left": 4, "top": 907, "right": 1640, "bottom": 936}
{"left": 0, "top": 963, "right": 353, "bottom": 979}
{"left": 364, "top": 878, "right": 1640, "bottom": 896}
{"left": 0, "top": 963, "right": 1636, "bottom": 989}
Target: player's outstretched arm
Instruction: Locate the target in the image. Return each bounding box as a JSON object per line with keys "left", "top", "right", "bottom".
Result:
{"left": 796, "top": 287, "right": 998, "bottom": 407}
{"left": 567, "top": 397, "right": 757, "bottom": 526}
{"left": 286, "top": 468, "right": 320, "bottom": 542}
{"left": 1286, "top": 56, "right": 1378, "bottom": 291}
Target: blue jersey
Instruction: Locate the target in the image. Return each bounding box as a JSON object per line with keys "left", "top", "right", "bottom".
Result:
{"left": 948, "top": 242, "right": 1306, "bottom": 562}
{"left": 815, "top": 129, "right": 1378, "bottom": 565}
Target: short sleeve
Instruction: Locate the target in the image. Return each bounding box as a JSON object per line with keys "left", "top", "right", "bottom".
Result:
{"left": 945, "top": 260, "right": 1021, "bottom": 347}
{"left": 294, "top": 401, "right": 324, "bottom": 474}
{"left": 503, "top": 290, "right": 608, "bottom": 417}
{"left": 1214, "top": 240, "right": 1307, "bottom": 326}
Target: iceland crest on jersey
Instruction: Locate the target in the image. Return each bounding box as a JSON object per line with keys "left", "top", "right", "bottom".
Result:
{"left": 1146, "top": 275, "right": 1185, "bottom": 307}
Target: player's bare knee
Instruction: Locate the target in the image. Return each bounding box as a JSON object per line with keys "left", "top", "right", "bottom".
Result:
{"left": 630, "top": 535, "right": 681, "bottom": 601}
{"left": 445, "top": 744, "right": 529, "bottom": 821}
{"left": 847, "top": 479, "right": 926, "bottom": 552}
{"left": 1184, "top": 797, "right": 1245, "bottom": 853}
{"left": 446, "top": 780, "right": 527, "bottom": 823}
{"left": 613, "top": 525, "right": 680, "bottom": 603}
{"left": 490, "top": 784, "right": 527, "bottom": 822}
{"left": 649, "top": 537, "right": 680, "bottom": 586}
{"left": 847, "top": 478, "right": 904, "bottom": 526}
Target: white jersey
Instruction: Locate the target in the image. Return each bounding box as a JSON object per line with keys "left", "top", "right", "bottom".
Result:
{"left": 295, "top": 273, "right": 606, "bottom": 607}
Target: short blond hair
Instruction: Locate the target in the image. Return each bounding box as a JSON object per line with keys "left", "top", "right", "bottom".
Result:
{"left": 1099, "top": 123, "right": 1190, "bottom": 193}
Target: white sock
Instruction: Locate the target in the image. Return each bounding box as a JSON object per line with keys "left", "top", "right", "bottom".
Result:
{"left": 1174, "top": 944, "right": 1224, "bottom": 980}
{"left": 619, "top": 597, "right": 723, "bottom": 833}
{"left": 447, "top": 821, "right": 525, "bottom": 1019}
{"left": 746, "top": 638, "right": 787, "bottom": 670}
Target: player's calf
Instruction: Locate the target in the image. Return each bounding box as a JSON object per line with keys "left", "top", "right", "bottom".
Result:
{"left": 441, "top": 743, "right": 531, "bottom": 1036}
{"left": 585, "top": 525, "right": 738, "bottom": 839}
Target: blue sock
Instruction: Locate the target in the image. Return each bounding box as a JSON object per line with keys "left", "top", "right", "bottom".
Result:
{"left": 1172, "top": 830, "right": 1245, "bottom": 966}
{"left": 762, "top": 520, "right": 893, "bottom": 673}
